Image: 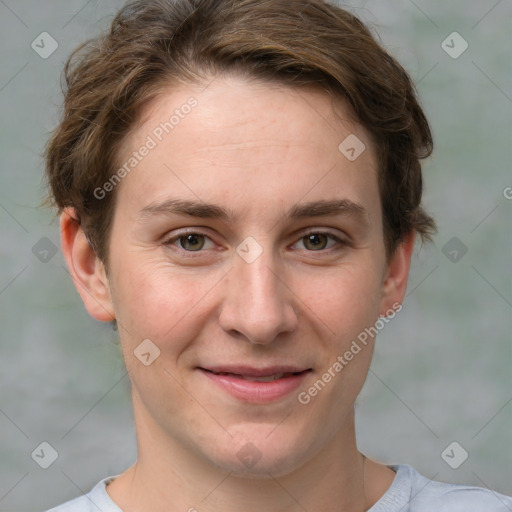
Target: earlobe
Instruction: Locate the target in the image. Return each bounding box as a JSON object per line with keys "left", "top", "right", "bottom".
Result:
{"left": 379, "top": 231, "right": 416, "bottom": 316}
{"left": 60, "top": 207, "right": 115, "bottom": 322}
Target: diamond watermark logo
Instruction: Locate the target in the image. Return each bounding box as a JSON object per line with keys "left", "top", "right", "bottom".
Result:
{"left": 31, "top": 32, "right": 58, "bottom": 59}
{"left": 441, "top": 441, "right": 468, "bottom": 469}
{"left": 236, "top": 442, "right": 262, "bottom": 468}
{"left": 338, "top": 134, "right": 366, "bottom": 161}
{"left": 31, "top": 441, "right": 59, "bottom": 469}
{"left": 134, "top": 339, "right": 161, "bottom": 366}
{"left": 442, "top": 237, "right": 468, "bottom": 263}
{"left": 32, "top": 237, "right": 58, "bottom": 263}
{"left": 236, "top": 236, "right": 263, "bottom": 264}
{"left": 441, "top": 32, "right": 468, "bottom": 59}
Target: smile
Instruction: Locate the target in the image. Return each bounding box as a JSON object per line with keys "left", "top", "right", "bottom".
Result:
{"left": 198, "top": 366, "right": 312, "bottom": 403}
{"left": 209, "top": 371, "right": 302, "bottom": 382}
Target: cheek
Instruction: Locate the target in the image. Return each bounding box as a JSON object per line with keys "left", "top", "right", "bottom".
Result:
{"left": 298, "top": 268, "right": 381, "bottom": 413}
{"left": 298, "top": 261, "right": 384, "bottom": 339}
{"left": 112, "top": 254, "right": 224, "bottom": 355}
{"left": 294, "top": 262, "right": 383, "bottom": 401}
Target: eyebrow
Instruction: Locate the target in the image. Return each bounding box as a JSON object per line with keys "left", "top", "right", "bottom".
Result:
{"left": 137, "top": 197, "right": 368, "bottom": 225}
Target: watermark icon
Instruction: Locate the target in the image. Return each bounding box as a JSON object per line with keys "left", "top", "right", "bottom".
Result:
{"left": 442, "top": 236, "right": 468, "bottom": 263}
{"left": 236, "top": 236, "right": 263, "bottom": 263}
{"left": 298, "top": 302, "right": 402, "bottom": 405}
{"left": 32, "top": 237, "right": 58, "bottom": 263}
{"left": 31, "top": 32, "right": 58, "bottom": 59}
{"left": 338, "top": 134, "right": 366, "bottom": 161}
{"left": 93, "top": 97, "right": 198, "bottom": 200}
{"left": 441, "top": 441, "right": 469, "bottom": 469}
{"left": 134, "top": 339, "right": 161, "bottom": 366}
{"left": 31, "top": 441, "right": 59, "bottom": 469}
{"left": 441, "top": 32, "right": 468, "bottom": 59}
{"left": 237, "top": 442, "right": 262, "bottom": 468}
{"left": 503, "top": 187, "right": 512, "bottom": 200}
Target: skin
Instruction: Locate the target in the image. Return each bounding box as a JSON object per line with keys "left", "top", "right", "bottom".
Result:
{"left": 61, "top": 74, "right": 415, "bottom": 512}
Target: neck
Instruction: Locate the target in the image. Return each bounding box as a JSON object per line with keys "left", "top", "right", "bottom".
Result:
{"left": 107, "top": 398, "right": 394, "bottom": 512}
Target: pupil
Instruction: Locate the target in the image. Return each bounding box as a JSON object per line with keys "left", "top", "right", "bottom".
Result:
{"left": 306, "top": 234, "right": 326, "bottom": 250}
{"left": 181, "top": 234, "right": 204, "bottom": 251}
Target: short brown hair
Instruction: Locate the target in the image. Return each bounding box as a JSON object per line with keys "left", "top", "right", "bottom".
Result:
{"left": 45, "top": 0, "right": 436, "bottom": 269}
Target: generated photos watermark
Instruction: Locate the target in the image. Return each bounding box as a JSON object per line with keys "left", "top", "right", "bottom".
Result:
{"left": 93, "top": 97, "right": 198, "bottom": 200}
{"left": 298, "top": 302, "right": 402, "bottom": 405}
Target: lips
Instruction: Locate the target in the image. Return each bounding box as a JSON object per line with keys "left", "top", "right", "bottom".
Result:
{"left": 201, "top": 365, "right": 310, "bottom": 379}
{"left": 214, "top": 372, "right": 295, "bottom": 382}
{"left": 198, "top": 365, "right": 312, "bottom": 403}
{"left": 204, "top": 370, "right": 304, "bottom": 382}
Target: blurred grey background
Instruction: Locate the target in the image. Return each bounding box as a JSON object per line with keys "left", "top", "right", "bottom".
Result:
{"left": 0, "top": 0, "right": 510, "bottom": 510}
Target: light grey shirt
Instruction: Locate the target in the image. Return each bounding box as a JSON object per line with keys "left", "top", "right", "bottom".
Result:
{"left": 46, "top": 464, "right": 512, "bottom": 511}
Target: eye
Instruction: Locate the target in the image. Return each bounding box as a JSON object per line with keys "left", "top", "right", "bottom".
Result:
{"left": 292, "top": 231, "right": 345, "bottom": 251}
{"left": 164, "top": 229, "right": 346, "bottom": 255}
{"left": 165, "top": 232, "right": 215, "bottom": 252}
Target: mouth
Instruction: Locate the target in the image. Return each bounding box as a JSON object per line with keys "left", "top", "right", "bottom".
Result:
{"left": 197, "top": 366, "right": 312, "bottom": 403}
{"left": 203, "top": 369, "right": 308, "bottom": 381}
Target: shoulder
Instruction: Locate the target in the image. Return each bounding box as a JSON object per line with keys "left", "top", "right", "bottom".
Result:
{"left": 393, "top": 464, "right": 512, "bottom": 512}
{"left": 45, "top": 495, "right": 91, "bottom": 512}
{"left": 44, "top": 475, "right": 122, "bottom": 512}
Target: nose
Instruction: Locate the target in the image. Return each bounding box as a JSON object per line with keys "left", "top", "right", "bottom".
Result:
{"left": 218, "top": 246, "right": 298, "bottom": 345}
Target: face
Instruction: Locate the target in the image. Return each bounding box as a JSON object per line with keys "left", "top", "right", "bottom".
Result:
{"left": 74, "top": 75, "right": 411, "bottom": 477}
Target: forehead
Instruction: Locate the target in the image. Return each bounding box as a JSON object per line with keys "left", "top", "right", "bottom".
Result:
{"left": 114, "top": 75, "right": 380, "bottom": 226}
{"left": 134, "top": 76, "right": 372, "bottom": 151}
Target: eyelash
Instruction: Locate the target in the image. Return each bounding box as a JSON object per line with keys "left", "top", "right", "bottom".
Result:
{"left": 163, "top": 229, "right": 347, "bottom": 255}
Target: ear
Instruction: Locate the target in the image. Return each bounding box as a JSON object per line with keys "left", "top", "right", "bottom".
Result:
{"left": 378, "top": 230, "right": 416, "bottom": 315}
{"left": 60, "top": 207, "right": 115, "bottom": 322}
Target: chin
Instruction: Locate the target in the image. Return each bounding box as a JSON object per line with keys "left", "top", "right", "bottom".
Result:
{"left": 206, "top": 423, "right": 311, "bottom": 478}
